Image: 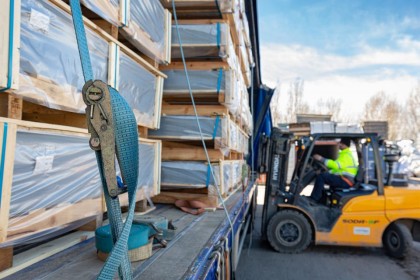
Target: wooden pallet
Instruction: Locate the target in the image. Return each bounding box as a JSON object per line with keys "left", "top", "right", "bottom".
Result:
{"left": 0, "top": 118, "right": 161, "bottom": 249}
{"left": 1, "top": 0, "right": 166, "bottom": 130}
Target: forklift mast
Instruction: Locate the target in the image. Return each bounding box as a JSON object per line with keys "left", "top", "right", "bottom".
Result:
{"left": 258, "top": 128, "right": 294, "bottom": 238}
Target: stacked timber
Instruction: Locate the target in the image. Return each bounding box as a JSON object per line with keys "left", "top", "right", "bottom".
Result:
{"left": 150, "top": 0, "right": 253, "bottom": 207}
{"left": 0, "top": 0, "right": 169, "bottom": 270}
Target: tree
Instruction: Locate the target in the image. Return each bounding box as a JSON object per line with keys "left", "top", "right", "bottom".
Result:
{"left": 287, "top": 78, "right": 308, "bottom": 123}
{"left": 403, "top": 83, "right": 420, "bottom": 143}
{"left": 270, "top": 78, "right": 309, "bottom": 125}
{"left": 316, "top": 98, "right": 343, "bottom": 121}
{"left": 362, "top": 91, "right": 403, "bottom": 140}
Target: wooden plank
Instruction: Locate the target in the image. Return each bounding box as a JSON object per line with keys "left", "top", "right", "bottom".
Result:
{"left": 159, "top": 61, "right": 230, "bottom": 71}
{"left": 138, "top": 126, "right": 148, "bottom": 138}
{"left": 7, "top": 95, "right": 22, "bottom": 120}
{"left": 0, "top": 246, "right": 13, "bottom": 272}
{"left": 6, "top": 198, "right": 102, "bottom": 243}
{"left": 48, "top": 0, "right": 166, "bottom": 78}
{"left": 0, "top": 0, "right": 20, "bottom": 90}
{"left": 22, "top": 101, "right": 87, "bottom": 129}
{"left": 0, "top": 93, "right": 22, "bottom": 119}
{"left": 77, "top": 215, "right": 103, "bottom": 231}
{"left": 154, "top": 76, "right": 165, "bottom": 129}
{"left": 162, "top": 146, "right": 225, "bottom": 162}
{"left": 152, "top": 191, "right": 219, "bottom": 208}
{"left": 92, "top": 19, "right": 118, "bottom": 39}
{"left": 0, "top": 231, "right": 94, "bottom": 278}
{"left": 0, "top": 122, "right": 17, "bottom": 243}
{"left": 164, "top": 9, "right": 172, "bottom": 64}
{"left": 162, "top": 104, "right": 228, "bottom": 116}
{"left": 0, "top": 117, "right": 88, "bottom": 136}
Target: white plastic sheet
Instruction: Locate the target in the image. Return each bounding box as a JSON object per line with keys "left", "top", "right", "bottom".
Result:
{"left": 118, "top": 51, "right": 158, "bottom": 128}
{"left": 17, "top": 0, "right": 109, "bottom": 113}
{"left": 121, "top": 0, "right": 168, "bottom": 63}
{"left": 81, "top": 0, "right": 120, "bottom": 26}
{"left": 3, "top": 128, "right": 158, "bottom": 247}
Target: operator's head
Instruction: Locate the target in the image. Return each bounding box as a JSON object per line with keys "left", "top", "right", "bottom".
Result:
{"left": 339, "top": 138, "right": 351, "bottom": 149}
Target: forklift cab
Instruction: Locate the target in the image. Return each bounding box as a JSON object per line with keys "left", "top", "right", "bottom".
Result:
{"left": 289, "top": 133, "right": 384, "bottom": 207}
{"left": 259, "top": 130, "right": 385, "bottom": 219}
{"left": 258, "top": 128, "right": 420, "bottom": 259}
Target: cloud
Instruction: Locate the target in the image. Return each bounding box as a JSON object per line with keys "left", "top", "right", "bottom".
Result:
{"left": 261, "top": 43, "right": 420, "bottom": 85}
{"left": 262, "top": 43, "right": 420, "bottom": 120}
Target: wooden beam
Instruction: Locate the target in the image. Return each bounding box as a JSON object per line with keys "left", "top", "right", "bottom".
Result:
{"left": 162, "top": 104, "right": 228, "bottom": 116}
{"left": 159, "top": 61, "right": 229, "bottom": 71}
{"left": 152, "top": 191, "right": 218, "bottom": 208}
{"left": 162, "top": 146, "right": 225, "bottom": 162}
{"left": 22, "top": 101, "right": 87, "bottom": 129}
{"left": 0, "top": 122, "right": 17, "bottom": 243}
{"left": 0, "top": 231, "right": 94, "bottom": 278}
{"left": 0, "top": 247, "right": 13, "bottom": 272}
{"left": 0, "top": 93, "right": 22, "bottom": 119}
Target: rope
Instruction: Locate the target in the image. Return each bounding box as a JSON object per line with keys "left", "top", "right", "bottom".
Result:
{"left": 172, "top": 0, "right": 235, "bottom": 248}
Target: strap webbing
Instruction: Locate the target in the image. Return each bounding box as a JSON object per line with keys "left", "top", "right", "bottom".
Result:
{"left": 212, "top": 115, "right": 220, "bottom": 140}
{"left": 69, "top": 1, "right": 138, "bottom": 279}
{"left": 69, "top": 0, "right": 93, "bottom": 82}
{"left": 216, "top": 68, "right": 223, "bottom": 95}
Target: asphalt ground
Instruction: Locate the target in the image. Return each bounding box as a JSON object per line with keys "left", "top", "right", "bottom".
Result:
{"left": 236, "top": 184, "right": 420, "bottom": 280}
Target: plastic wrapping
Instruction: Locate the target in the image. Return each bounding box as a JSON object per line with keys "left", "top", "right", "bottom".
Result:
{"left": 118, "top": 51, "right": 159, "bottom": 128}
{"left": 4, "top": 130, "right": 102, "bottom": 247}
{"left": 161, "top": 161, "right": 220, "bottom": 190}
{"left": 163, "top": 69, "right": 240, "bottom": 116}
{"left": 16, "top": 0, "right": 109, "bottom": 113}
{"left": 161, "top": 160, "right": 243, "bottom": 195}
{"left": 171, "top": 23, "right": 230, "bottom": 59}
{"left": 81, "top": 0, "right": 120, "bottom": 26}
{"left": 2, "top": 125, "right": 159, "bottom": 247}
{"left": 148, "top": 115, "right": 229, "bottom": 149}
{"left": 121, "top": 0, "right": 169, "bottom": 63}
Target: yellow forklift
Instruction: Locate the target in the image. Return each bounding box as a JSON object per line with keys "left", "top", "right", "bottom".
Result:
{"left": 258, "top": 128, "right": 420, "bottom": 258}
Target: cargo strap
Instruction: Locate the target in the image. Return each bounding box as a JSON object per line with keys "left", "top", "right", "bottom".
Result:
{"left": 69, "top": 1, "right": 139, "bottom": 279}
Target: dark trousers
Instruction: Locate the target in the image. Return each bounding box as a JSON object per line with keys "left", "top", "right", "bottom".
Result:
{"left": 310, "top": 173, "right": 351, "bottom": 202}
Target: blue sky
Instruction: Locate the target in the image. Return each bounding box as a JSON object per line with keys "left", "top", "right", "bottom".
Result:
{"left": 257, "top": 0, "right": 420, "bottom": 120}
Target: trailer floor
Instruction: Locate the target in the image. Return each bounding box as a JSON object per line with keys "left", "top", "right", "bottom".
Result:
{"left": 4, "top": 189, "right": 245, "bottom": 280}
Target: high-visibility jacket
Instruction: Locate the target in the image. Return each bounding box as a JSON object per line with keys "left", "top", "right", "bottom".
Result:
{"left": 324, "top": 147, "right": 358, "bottom": 178}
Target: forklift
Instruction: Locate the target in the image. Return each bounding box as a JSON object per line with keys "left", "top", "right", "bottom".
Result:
{"left": 258, "top": 128, "right": 420, "bottom": 258}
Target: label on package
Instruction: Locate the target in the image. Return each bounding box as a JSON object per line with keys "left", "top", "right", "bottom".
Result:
{"left": 33, "top": 155, "right": 54, "bottom": 175}
{"left": 29, "top": 9, "right": 50, "bottom": 33}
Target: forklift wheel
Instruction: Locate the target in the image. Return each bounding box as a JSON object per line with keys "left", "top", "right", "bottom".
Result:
{"left": 382, "top": 222, "right": 413, "bottom": 259}
{"left": 267, "top": 210, "right": 312, "bottom": 253}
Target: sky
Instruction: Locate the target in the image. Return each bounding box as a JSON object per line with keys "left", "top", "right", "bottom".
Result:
{"left": 257, "top": 0, "right": 420, "bottom": 120}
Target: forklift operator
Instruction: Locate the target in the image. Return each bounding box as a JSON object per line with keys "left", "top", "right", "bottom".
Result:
{"left": 310, "top": 138, "right": 358, "bottom": 203}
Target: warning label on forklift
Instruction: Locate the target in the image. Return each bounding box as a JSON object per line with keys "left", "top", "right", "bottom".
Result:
{"left": 353, "top": 227, "right": 371, "bottom": 235}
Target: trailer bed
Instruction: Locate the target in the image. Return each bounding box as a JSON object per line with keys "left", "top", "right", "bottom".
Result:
{"left": 3, "top": 182, "right": 256, "bottom": 279}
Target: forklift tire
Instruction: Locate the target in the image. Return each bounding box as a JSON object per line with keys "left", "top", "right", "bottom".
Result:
{"left": 267, "top": 210, "right": 312, "bottom": 253}
{"left": 382, "top": 222, "right": 413, "bottom": 259}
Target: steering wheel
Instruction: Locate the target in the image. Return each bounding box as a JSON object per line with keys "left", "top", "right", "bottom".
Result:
{"left": 310, "top": 157, "right": 329, "bottom": 173}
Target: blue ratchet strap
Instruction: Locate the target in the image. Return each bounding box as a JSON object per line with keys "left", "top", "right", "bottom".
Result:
{"left": 69, "top": 1, "right": 139, "bottom": 279}
{"left": 0, "top": 123, "right": 8, "bottom": 207}
{"left": 205, "top": 164, "right": 211, "bottom": 188}
{"left": 212, "top": 115, "right": 220, "bottom": 140}
{"left": 216, "top": 68, "right": 223, "bottom": 95}
{"left": 0, "top": 0, "right": 15, "bottom": 92}
{"left": 216, "top": 22, "right": 221, "bottom": 50}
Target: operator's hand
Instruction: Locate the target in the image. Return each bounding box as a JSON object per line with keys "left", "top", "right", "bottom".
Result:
{"left": 313, "top": 154, "right": 324, "bottom": 162}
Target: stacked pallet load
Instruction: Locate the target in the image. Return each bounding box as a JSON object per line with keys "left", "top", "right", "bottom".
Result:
{"left": 150, "top": 0, "right": 253, "bottom": 207}
{"left": 0, "top": 0, "right": 170, "bottom": 271}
